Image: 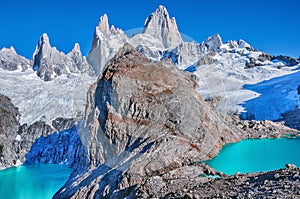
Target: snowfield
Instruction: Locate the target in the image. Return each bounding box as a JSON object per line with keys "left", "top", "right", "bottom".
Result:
{"left": 194, "top": 51, "right": 300, "bottom": 119}
{"left": 240, "top": 69, "right": 300, "bottom": 120}
{"left": 0, "top": 68, "right": 96, "bottom": 125}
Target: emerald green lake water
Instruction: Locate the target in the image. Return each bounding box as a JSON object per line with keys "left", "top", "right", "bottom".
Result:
{"left": 206, "top": 137, "right": 300, "bottom": 175}
{"left": 0, "top": 164, "right": 72, "bottom": 199}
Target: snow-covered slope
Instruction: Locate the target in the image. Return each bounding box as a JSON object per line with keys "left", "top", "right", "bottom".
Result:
{"left": 193, "top": 50, "right": 299, "bottom": 116}
{"left": 240, "top": 70, "right": 300, "bottom": 121}
{"left": 0, "top": 68, "right": 95, "bottom": 125}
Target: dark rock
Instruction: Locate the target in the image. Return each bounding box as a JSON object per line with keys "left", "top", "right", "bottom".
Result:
{"left": 245, "top": 57, "right": 262, "bottom": 69}
{"left": 52, "top": 117, "right": 75, "bottom": 132}
{"left": 278, "top": 108, "right": 300, "bottom": 130}
{"left": 286, "top": 164, "right": 297, "bottom": 169}
{"left": 0, "top": 94, "right": 20, "bottom": 168}
{"left": 271, "top": 55, "right": 299, "bottom": 66}
{"left": 0, "top": 94, "right": 83, "bottom": 169}
{"left": 257, "top": 52, "right": 272, "bottom": 62}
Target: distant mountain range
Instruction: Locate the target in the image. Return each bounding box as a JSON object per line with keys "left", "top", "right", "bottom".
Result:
{"left": 1, "top": 5, "right": 299, "bottom": 81}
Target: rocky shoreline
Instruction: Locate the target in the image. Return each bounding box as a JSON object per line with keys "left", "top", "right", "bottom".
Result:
{"left": 156, "top": 164, "right": 300, "bottom": 199}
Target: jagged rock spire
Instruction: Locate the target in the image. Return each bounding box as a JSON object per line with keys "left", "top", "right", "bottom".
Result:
{"left": 97, "top": 14, "right": 110, "bottom": 35}
{"left": 142, "top": 5, "right": 182, "bottom": 48}
{"left": 32, "top": 34, "right": 94, "bottom": 81}
{"left": 87, "top": 14, "right": 128, "bottom": 76}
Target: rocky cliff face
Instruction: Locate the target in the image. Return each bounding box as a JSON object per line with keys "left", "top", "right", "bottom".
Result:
{"left": 32, "top": 34, "right": 94, "bottom": 81}
{"left": 0, "top": 94, "right": 53, "bottom": 168}
{"left": 0, "top": 47, "right": 30, "bottom": 71}
{"left": 143, "top": 5, "right": 182, "bottom": 48}
{"left": 205, "top": 34, "right": 223, "bottom": 51}
{"left": 24, "top": 126, "right": 89, "bottom": 171}
{"left": 53, "top": 44, "right": 294, "bottom": 198}
{"left": 0, "top": 94, "right": 88, "bottom": 170}
{"left": 0, "top": 94, "right": 21, "bottom": 168}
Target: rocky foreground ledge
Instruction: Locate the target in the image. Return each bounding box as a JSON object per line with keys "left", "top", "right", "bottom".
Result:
{"left": 53, "top": 44, "right": 297, "bottom": 198}
{"left": 157, "top": 164, "right": 300, "bottom": 199}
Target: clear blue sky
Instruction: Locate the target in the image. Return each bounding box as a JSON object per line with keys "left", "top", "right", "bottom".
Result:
{"left": 0, "top": 0, "right": 299, "bottom": 59}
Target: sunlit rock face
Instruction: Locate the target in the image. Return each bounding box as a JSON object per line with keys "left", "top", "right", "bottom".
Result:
{"left": 143, "top": 5, "right": 182, "bottom": 49}
{"left": 0, "top": 47, "right": 30, "bottom": 71}
{"left": 87, "top": 14, "right": 128, "bottom": 76}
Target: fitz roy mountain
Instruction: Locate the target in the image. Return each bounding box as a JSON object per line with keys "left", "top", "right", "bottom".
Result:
{"left": 0, "top": 5, "right": 300, "bottom": 198}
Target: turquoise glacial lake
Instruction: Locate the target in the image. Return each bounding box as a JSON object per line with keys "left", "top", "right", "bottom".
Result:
{"left": 206, "top": 137, "right": 300, "bottom": 175}
{"left": 0, "top": 164, "right": 72, "bottom": 199}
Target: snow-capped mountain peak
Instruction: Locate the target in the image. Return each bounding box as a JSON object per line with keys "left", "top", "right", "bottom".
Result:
{"left": 142, "top": 5, "right": 182, "bottom": 48}
{"left": 205, "top": 34, "right": 223, "bottom": 51}
{"left": 97, "top": 14, "right": 110, "bottom": 35}
{"left": 87, "top": 14, "right": 128, "bottom": 76}
{"left": 32, "top": 34, "right": 93, "bottom": 81}
{"left": 0, "top": 46, "right": 30, "bottom": 71}
{"left": 40, "top": 33, "right": 50, "bottom": 43}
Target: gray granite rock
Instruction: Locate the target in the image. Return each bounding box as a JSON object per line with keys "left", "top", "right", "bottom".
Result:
{"left": 143, "top": 5, "right": 182, "bottom": 48}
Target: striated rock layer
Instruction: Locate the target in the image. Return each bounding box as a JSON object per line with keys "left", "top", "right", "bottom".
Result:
{"left": 54, "top": 44, "right": 294, "bottom": 198}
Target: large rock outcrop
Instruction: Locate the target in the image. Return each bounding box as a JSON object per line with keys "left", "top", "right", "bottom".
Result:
{"left": 32, "top": 34, "right": 94, "bottom": 81}
{"left": 0, "top": 94, "right": 21, "bottom": 168}
{"left": 54, "top": 44, "right": 294, "bottom": 198}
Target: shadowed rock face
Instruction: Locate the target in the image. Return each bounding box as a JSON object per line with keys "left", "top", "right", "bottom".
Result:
{"left": 53, "top": 44, "right": 295, "bottom": 198}
{"left": 0, "top": 94, "right": 87, "bottom": 170}
{"left": 0, "top": 94, "right": 54, "bottom": 168}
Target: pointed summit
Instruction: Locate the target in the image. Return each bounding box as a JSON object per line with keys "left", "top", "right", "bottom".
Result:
{"left": 87, "top": 14, "right": 128, "bottom": 76}
{"left": 39, "top": 33, "right": 50, "bottom": 45}
{"left": 0, "top": 46, "right": 30, "bottom": 71}
{"left": 32, "top": 34, "right": 94, "bottom": 81}
{"left": 97, "top": 14, "right": 110, "bottom": 35}
{"left": 68, "top": 43, "right": 82, "bottom": 59}
{"left": 72, "top": 43, "right": 81, "bottom": 53}
{"left": 205, "top": 34, "right": 223, "bottom": 51}
{"left": 143, "top": 5, "right": 182, "bottom": 48}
